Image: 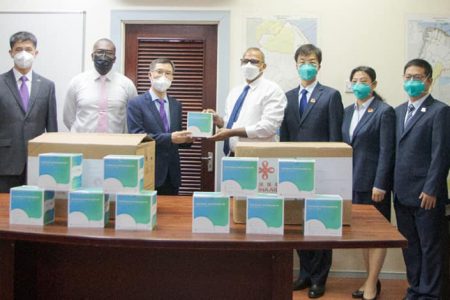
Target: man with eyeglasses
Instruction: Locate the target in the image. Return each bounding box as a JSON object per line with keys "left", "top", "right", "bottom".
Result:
{"left": 280, "top": 44, "right": 343, "bottom": 298}
{"left": 0, "top": 31, "right": 57, "bottom": 192}
{"left": 127, "top": 58, "right": 192, "bottom": 195}
{"left": 205, "top": 47, "right": 286, "bottom": 156}
{"left": 394, "top": 58, "right": 449, "bottom": 300}
{"left": 63, "top": 38, "right": 137, "bottom": 133}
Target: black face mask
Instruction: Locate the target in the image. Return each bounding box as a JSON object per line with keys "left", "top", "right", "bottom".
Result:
{"left": 93, "top": 55, "right": 114, "bottom": 75}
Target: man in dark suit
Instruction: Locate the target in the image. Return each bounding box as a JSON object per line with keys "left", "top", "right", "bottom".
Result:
{"left": 280, "top": 44, "right": 343, "bottom": 298}
{"left": 0, "top": 31, "right": 58, "bottom": 192}
{"left": 394, "top": 59, "right": 450, "bottom": 300}
{"left": 127, "top": 58, "right": 192, "bottom": 195}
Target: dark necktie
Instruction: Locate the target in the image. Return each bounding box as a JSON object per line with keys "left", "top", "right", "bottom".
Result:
{"left": 404, "top": 104, "right": 415, "bottom": 127}
{"left": 223, "top": 85, "right": 250, "bottom": 155}
{"left": 157, "top": 99, "right": 170, "bottom": 132}
{"left": 19, "top": 76, "right": 29, "bottom": 111}
{"left": 299, "top": 89, "right": 308, "bottom": 117}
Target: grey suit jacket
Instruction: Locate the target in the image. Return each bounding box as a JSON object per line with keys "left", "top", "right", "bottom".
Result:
{"left": 280, "top": 82, "right": 344, "bottom": 142}
{"left": 0, "top": 69, "right": 58, "bottom": 175}
{"left": 342, "top": 97, "right": 395, "bottom": 193}
{"left": 394, "top": 95, "right": 450, "bottom": 206}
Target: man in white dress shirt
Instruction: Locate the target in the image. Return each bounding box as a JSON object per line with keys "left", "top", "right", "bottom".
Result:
{"left": 63, "top": 38, "right": 137, "bottom": 133}
{"left": 206, "top": 47, "right": 287, "bottom": 156}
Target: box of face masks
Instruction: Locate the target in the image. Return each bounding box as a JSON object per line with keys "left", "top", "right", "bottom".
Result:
{"left": 304, "top": 194, "right": 343, "bottom": 236}
{"left": 9, "top": 186, "right": 55, "bottom": 225}
{"left": 115, "top": 191, "right": 157, "bottom": 231}
{"left": 278, "top": 159, "right": 315, "bottom": 198}
{"left": 221, "top": 157, "right": 258, "bottom": 197}
{"left": 103, "top": 155, "right": 144, "bottom": 194}
{"left": 37, "top": 153, "right": 82, "bottom": 191}
{"left": 192, "top": 192, "right": 230, "bottom": 233}
{"left": 68, "top": 188, "right": 109, "bottom": 228}
{"left": 187, "top": 112, "right": 214, "bottom": 138}
{"left": 246, "top": 194, "right": 284, "bottom": 235}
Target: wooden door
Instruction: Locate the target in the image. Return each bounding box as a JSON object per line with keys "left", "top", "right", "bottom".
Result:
{"left": 125, "top": 24, "right": 217, "bottom": 194}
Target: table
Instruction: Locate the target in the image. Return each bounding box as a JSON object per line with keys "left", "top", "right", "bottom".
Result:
{"left": 0, "top": 194, "right": 406, "bottom": 300}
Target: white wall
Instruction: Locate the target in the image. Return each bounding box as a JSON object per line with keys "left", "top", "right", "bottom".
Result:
{"left": 2, "top": 0, "right": 449, "bottom": 276}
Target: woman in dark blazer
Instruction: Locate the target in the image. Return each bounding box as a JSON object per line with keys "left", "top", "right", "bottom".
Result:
{"left": 342, "top": 66, "right": 395, "bottom": 300}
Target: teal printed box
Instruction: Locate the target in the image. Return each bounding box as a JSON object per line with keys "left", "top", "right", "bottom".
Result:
{"left": 9, "top": 186, "right": 55, "bottom": 225}
{"left": 116, "top": 191, "right": 157, "bottom": 231}
{"left": 221, "top": 157, "right": 258, "bottom": 197}
{"left": 103, "top": 155, "right": 144, "bottom": 193}
{"left": 246, "top": 194, "right": 284, "bottom": 235}
{"left": 304, "top": 194, "right": 343, "bottom": 236}
{"left": 187, "top": 112, "right": 213, "bottom": 138}
{"left": 38, "top": 153, "right": 82, "bottom": 191}
{"left": 278, "top": 159, "right": 315, "bottom": 198}
{"left": 68, "top": 189, "right": 109, "bottom": 228}
{"left": 192, "top": 192, "right": 229, "bottom": 233}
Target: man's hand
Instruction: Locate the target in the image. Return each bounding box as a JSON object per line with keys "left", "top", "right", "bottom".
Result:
{"left": 208, "top": 128, "right": 231, "bottom": 141}
{"left": 171, "top": 130, "right": 193, "bottom": 144}
{"left": 203, "top": 108, "right": 224, "bottom": 128}
{"left": 419, "top": 192, "right": 436, "bottom": 210}
{"left": 371, "top": 188, "right": 386, "bottom": 202}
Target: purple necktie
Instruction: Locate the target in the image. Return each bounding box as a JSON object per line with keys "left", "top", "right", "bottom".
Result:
{"left": 157, "top": 99, "right": 170, "bottom": 132}
{"left": 19, "top": 76, "right": 29, "bottom": 111}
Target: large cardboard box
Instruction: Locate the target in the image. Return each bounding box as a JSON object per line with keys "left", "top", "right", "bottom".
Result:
{"left": 234, "top": 142, "right": 352, "bottom": 225}
{"left": 28, "top": 133, "right": 155, "bottom": 191}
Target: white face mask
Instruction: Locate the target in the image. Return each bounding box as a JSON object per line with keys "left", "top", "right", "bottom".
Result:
{"left": 14, "top": 51, "right": 34, "bottom": 69}
{"left": 241, "top": 63, "right": 261, "bottom": 81}
{"left": 151, "top": 75, "right": 172, "bottom": 93}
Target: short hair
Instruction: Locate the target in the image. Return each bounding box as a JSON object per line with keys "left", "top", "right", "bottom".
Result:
{"left": 403, "top": 58, "right": 433, "bottom": 78}
{"left": 93, "top": 38, "right": 116, "bottom": 53}
{"left": 294, "top": 44, "right": 322, "bottom": 64}
{"left": 10, "top": 31, "right": 37, "bottom": 49}
{"left": 149, "top": 58, "right": 175, "bottom": 72}
{"left": 350, "top": 66, "right": 377, "bottom": 82}
{"left": 243, "top": 47, "right": 265, "bottom": 63}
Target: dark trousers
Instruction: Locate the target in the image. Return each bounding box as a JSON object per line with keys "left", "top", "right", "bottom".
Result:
{"left": 297, "top": 249, "right": 332, "bottom": 285}
{"left": 394, "top": 199, "right": 445, "bottom": 299}
{"left": 156, "top": 174, "right": 179, "bottom": 195}
{"left": 0, "top": 169, "right": 26, "bottom": 193}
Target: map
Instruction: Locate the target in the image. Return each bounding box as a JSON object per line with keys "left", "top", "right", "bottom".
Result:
{"left": 247, "top": 17, "right": 318, "bottom": 92}
{"left": 407, "top": 17, "right": 450, "bottom": 105}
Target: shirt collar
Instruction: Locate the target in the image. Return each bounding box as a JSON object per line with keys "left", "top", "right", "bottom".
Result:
{"left": 149, "top": 89, "right": 168, "bottom": 102}
{"left": 354, "top": 96, "right": 375, "bottom": 111}
{"left": 247, "top": 74, "right": 264, "bottom": 90}
{"left": 13, "top": 68, "right": 32, "bottom": 82}
{"left": 408, "top": 94, "right": 428, "bottom": 110}
{"left": 92, "top": 69, "right": 113, "bottom": 81}
{"left": 300, "top": 80, "right": 317, "bottom": 94}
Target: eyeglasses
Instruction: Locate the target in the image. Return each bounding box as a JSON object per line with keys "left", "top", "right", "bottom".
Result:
{"left": 93, "top": 49, "right": 115, "bottom": 58}
{"left": 240, "top": 58, "right": 261, "bottom": 65}
{"left": 403, "top": 74, "right": 427, "bottom": 81}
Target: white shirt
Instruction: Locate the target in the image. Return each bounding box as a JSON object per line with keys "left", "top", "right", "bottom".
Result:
{"left": 349, "top": 97, "right": 375, "bottom": 139}
{"left": 298, "top": 81, "right": 318, "bottom": 106}
{"left": 223, "top": 75, "right": 287, "bottom": 152}
{"left": 404, "top": 94, "right": 428, "bottom": 125}
{"left": 13, "top": 68, "right": 32, "bottom": 94}
{"left": 63, "top": 69, "right": 137, "bottom": 133}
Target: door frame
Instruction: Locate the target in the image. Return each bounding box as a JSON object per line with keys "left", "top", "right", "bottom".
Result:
{"left": 111, "top": 10, "right": 230, "bottom": 192}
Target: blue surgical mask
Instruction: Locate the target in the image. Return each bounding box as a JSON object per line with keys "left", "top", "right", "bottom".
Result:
{"left": 403, "top": 79, "right": 425, "bottom": 98}
{"left": 352, "top": 83, "right": 372, "bottom": 100}
{"left": 298, "top": 64, "right": 318, "bottom": 81}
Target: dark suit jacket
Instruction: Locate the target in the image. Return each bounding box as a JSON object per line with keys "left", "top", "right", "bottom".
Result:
{"left": 127, "top": 91, "right": 188, "bottom": 188}
{"left": 0, "top": 69, "right": 57, "bottom": 176}
{"left": 342, "top": 97, "right": 395, "bottom": 194}
{"left": 394, "top": 95, "right": 450, "bottom": 206}
{"left": 280, "top": 82, "right": 344, "bottom": 142}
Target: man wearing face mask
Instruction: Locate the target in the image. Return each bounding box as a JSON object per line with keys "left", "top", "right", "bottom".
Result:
{"left": 394, "top": 59, "right": 449, "bottom": 300}
{"left": 280, "top": 44, "right": 343, "bottom": 298}
{"left": 127, "top": 58, "right": 192, "bottom": 195}
{"left": 63, "top": 38, "right": 137, "bottom": 133}
{"left": 205, "top": 47, "right": 286, "bottom": 156}
{"left": 0, "top": 31, "right": 57, "bottom": 192}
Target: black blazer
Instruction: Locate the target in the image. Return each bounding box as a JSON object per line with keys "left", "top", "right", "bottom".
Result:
{"left": 394, "top": 95, "right": 450, "bottom": 206}
{"left": 342, "top": 96, "right": 395, "bottom": 194}
{"left": 280, "top": 82, "right": 343, "bottom": 142}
